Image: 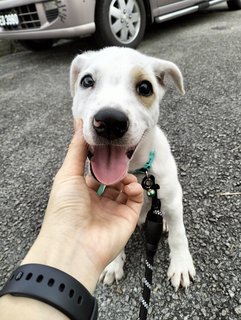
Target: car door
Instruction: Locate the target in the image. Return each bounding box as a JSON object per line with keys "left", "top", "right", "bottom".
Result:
{"left": 157, "top": 0, "right": 182, "bottom": 5}
{"left": 155, "top": 0, "right": 204, "bottom": 15}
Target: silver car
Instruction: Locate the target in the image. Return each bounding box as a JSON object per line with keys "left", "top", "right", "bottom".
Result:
{"left": 0, "top": 0, "right": 240, "bottom": 50}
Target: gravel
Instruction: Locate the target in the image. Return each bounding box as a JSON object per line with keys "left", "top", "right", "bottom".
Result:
{"left": 0, "top": 3, "right": 240, "bottom": 319}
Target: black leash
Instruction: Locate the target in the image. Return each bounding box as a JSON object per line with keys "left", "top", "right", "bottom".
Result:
{"left": 139, "top": 173, "right": 163, "bottom": 320}
{"left": 97, "top": 150, "right": 163, "bottom": 319}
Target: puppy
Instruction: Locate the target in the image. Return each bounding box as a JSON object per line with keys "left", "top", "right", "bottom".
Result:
{"left": 70, "top": 47, "right": 195, "bottom": 290}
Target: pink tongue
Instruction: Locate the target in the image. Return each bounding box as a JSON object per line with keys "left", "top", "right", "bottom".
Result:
{"left": 91, "top": 145, "right": 129, "bottom": 185}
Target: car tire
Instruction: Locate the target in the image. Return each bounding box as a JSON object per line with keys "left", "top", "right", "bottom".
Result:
{"left": 94, "top": 0, "right": 146, "bottom": 48}
{"left": 18, "top": 39, "right": 53, "bottom": 51}
{"left": 227, "top": 0, "right": 241, "bottom": 9}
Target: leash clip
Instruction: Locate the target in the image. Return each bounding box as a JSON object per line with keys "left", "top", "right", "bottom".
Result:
{"left": 141, "top": 173, "right": 160, "bottom": 199}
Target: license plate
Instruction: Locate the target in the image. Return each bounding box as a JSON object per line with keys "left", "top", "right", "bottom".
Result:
{"left": 0, "top": 13, "right": 19, "bottom": 27}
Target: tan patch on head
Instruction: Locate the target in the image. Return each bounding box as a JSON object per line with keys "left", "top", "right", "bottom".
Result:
{"left": 131, "top": 66, "right": 156, "bottom": 108}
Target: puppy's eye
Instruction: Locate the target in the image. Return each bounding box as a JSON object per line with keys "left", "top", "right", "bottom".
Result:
{"left": 80, "top": 74, "right": 95, "bottom": 88}
{"left": 136, "top": 80, "right": 153, "bottom": 97}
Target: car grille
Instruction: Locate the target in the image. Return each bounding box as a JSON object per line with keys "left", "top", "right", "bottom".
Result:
{"left": 0, "top": 4, "right": 40, "bottom": 31}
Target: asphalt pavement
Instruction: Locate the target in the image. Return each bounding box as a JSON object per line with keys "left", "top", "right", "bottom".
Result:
{"left": 0, "top": 3, "right": 240, "bottom": 319}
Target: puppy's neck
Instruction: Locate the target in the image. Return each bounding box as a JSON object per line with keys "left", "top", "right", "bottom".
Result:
{"left": 128, "top": 126, "right": 158, "bottom": 172}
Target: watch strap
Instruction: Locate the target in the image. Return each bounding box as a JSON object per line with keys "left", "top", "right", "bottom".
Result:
{"left": 0, "top": 264, "right": 98, "bottom": 320}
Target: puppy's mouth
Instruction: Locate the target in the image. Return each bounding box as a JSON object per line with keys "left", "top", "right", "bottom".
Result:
{"left": 88, "top": 145, "right": 136, "bottom": 185}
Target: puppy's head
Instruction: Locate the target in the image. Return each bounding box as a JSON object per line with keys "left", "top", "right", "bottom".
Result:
{"left": 70, "top": 47, "right": 184, "bottom": 185}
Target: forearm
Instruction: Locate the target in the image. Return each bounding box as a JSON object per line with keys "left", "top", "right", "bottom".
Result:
{"left": 0, "top": 295, "right": 69, "bottom": 320}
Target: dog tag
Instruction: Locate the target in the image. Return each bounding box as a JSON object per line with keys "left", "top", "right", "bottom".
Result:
{"left": 147, "top": 189, "right": 156, "bottom": 198}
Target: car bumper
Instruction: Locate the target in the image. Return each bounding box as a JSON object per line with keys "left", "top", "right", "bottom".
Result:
{"left": 0, "top": 0, "right": 96, "bottom": 40}
{"left": 0, "top": 23, "right": 95, "bottom": 39}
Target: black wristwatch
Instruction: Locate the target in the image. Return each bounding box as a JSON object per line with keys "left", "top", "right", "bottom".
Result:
{"left": 0, "top": 264, "right": 98, "bottom": 320}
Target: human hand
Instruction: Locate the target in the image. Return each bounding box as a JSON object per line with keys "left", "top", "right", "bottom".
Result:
{"left": 22, "top": 119, "right": 143, "bottom": 293}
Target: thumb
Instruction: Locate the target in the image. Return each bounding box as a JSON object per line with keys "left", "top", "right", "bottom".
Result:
{"left": 60, "top": 119, "right": 88, "bottom": 176}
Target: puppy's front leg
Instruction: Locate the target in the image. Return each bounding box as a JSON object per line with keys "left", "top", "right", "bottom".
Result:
{"left": 158, "top": 176, "right": 195, "bottom": 290}
{"left": 99, "top": 250, "right": 126, "bottom": 285}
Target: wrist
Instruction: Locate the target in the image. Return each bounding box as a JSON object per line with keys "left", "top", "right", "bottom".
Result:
{"left": 21, "top": 230, "right": 101, "bottom": 294}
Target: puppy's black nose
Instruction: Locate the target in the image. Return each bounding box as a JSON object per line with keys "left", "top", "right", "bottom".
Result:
{"left": 93, "top": 108, "right": 129, "bottom": 140}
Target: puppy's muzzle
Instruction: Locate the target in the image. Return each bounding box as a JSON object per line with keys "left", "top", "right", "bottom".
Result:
{"left": 93, "top": 108, "right": 129, "bottom": 140}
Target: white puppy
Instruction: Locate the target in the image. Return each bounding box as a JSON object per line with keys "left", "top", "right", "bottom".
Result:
{"left": 70, "top": 47, "right": 195, "bottom": 290}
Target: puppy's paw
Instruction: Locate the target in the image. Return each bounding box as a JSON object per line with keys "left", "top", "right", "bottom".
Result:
{"left": 167, "top": 250, "right": 196, "bottom": 291}
{"left": 99, "top": 252, "right": 126, "bottom": 285}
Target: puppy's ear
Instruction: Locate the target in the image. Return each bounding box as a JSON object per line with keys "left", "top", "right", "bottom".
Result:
{"left": 70, "top": 51, "right": 94, "bottom": 97}
{"left": 152, "top": 58, "right": 185, "bottom": 95}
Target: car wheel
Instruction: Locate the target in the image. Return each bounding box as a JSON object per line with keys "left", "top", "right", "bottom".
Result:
{"left": 95, "top": 0, "right": 146, "bottom": 48}
{"left": 18, "top": 39, "right": 53, "bottom": 51}
{"left": 227, "top": 0, "right": 241, "bottom": 9}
